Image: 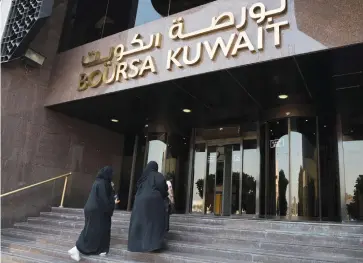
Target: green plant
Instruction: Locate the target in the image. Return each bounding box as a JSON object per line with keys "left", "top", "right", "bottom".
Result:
{"left": 196, "top": 174, "right": 215, "bottom": 198}
{"left": 347, "top": 174, "right": 363, "bottom": 220}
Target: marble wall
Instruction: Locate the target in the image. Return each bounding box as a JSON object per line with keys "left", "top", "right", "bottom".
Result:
{"left": 1, "top": 0, "right": 124, "bottom": 227}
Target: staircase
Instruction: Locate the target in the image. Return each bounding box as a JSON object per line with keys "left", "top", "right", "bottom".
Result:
{"left": 1, "top": 208, "right": 363, "bottom": 262}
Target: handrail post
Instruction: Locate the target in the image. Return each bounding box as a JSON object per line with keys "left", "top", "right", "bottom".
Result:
{"left": 59, "top": 175, "right": 69, "bottom": 208}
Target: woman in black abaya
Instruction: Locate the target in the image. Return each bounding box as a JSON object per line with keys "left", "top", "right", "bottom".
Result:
{"left": 128, "top": 161, "right": 169, "bottom": 252}
{"left": 68, "top": 166, "right": 115, "bottom": 261}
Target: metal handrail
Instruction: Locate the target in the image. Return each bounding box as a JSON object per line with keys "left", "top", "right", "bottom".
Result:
{"left": 0, "top": 172, "right": 72, "bottom": 207}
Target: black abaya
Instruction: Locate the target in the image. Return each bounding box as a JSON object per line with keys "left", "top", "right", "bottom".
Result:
{"left": 128, "top": 161, "right": 168, "bottom": 252}
{"left": 76, "top": 166, "right": 115, "bottom": 255}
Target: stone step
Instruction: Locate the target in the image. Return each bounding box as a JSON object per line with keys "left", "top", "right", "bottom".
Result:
{"left": 4, "top": 207, "right": 363, "bottom": 262}
{"left": 23, "top": 217, "right": 363, "bottom": 248}
{"left": 1, "top": 235, "right": 243, "bottom": 263}
{"left": 50, "top": 207, "right": 363, "bottom": 235}
{"left": 4, "top": 227, "right": 363, "bottom": 260}
{"left": 1, "top": 250, "right": 58, "bottom": 263}
{"left": 3, "top": 227, "right": 363, "bottom": 261}
{"left": 41, "top": 211, "right": 363, "bottom": 237}
{"left": 2, "top": 229, "right": 354, "bottom": 263}
{"left": 2, "top": 236, "right": 133, "bottom": 263}
{"left": 1, "top": 246, "right": 74, "bottom": 263}
{"left": 41, "top": 212, "right": 225, "bottom": 226}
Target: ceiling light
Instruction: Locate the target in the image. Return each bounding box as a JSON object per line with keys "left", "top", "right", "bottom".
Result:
{"left": 111, "top": 119, "right": 119, "bottom": 123}
{"left": 183, "top": 109, "right": 191, "bottom": 113}
{"left": 219, "top": 128, "right": 223, "bottom": 131}
{"left": 278, "top": 94, "right": 288, "bottom": 99}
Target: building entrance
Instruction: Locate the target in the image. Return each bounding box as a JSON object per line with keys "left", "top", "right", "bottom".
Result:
{"left": 190, "top": 114, "right": 325, "bottom": 221}
{"left": 204, "top": 142, "right": 240, "bottom": 216}
{"left": 260, "top": 116, "right": 320, "bottom": 220}
{"left": 191, "top": 127, "right": 259, "bottom": 217}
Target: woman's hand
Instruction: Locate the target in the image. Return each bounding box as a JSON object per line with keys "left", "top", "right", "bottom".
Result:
{"left": 115, "top": 199, "right": 120, "bottom": 204}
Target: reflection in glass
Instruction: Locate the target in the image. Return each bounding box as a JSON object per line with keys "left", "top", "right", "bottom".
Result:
{"left": 290, "top": 117, "right": 319, "bottom": 219}
{"left": 259, "top": 125, "right": 266, "bottom": 216}
{"left": 58, "top": 0, "right": 218, "bottom": 52}
{"left": 231, "top": 144, "right": 242, "bottom": 215}
{"left": 267, "top": 119, "right": 289, "bottom": 217}
{"left": 165, "top": 134, "right": 190, "bottom": 213}
{"left": 319, "top": 115, "right": 340, "bottom": 221}
{"left": 215, "top": 151, "right": 224, "bottom": 216}
{"left": 344, "top": 139, "right": 363, "bottom": 221}
{"left": 192, "top": 144, "right": 206, "bottom": 213}
{"left": 242, "top": 140, "right": 258, "bottom": 215}
{"left": 118, "top": 135, "right": 135, "bottom": 210}
{"left": 147, "top": 133, "right": 167, "bottom": 173}
{"left": 170, "top": 0, "right": 215, "bottom": 14}
{"left": 134, "top": 0, "right": 167, "bottom": 27}
{"left": 205, "top": 146, "right": 217, "bottom": 214}
{"left": 130, "top": 135, "right": 147, "bottom": 209}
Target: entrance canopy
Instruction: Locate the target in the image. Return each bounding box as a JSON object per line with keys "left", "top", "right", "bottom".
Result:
{"left": 49, "top": 44, "right": 362, "bottom": 135}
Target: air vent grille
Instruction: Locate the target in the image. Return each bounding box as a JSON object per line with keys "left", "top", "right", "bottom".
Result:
{"left": 1, "top": 0, "right": 53, "bottom": 63}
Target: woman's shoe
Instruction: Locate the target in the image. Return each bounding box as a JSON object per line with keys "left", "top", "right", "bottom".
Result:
{"left": 99, "top": 252, "right": 107, "bottom": 256}
{"left": 68, "top": 246, "right": 81, "bottom": 262}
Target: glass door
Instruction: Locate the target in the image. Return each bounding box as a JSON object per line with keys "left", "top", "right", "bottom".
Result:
{"left": 204, "top": 143, "right": 242, "bottom": 216}
{"left": 190, "top": 126, "right": 258, "bottom": 216}
{"left": 261, "top": 117, "right": 320, "bottom": 220}
{"left": 205, "top": 146, "right": 217, "bottom": 214}
{"left": 266, "top": 119, "right": 290, "bottom": 219}
{"left": 290, "top": 117, "right": 319, "bottom": 220}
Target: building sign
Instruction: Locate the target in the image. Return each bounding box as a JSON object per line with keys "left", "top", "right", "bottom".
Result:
{"left": 78, "top": 0, "right": 289, "bottom": 92}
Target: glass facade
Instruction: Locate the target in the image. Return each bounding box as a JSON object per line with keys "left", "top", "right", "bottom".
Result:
{"left": 147, "top": 132, "right": 167, "bottom": 173}
{"left": 192, "top": 144, "right": 206, "bottom": 213}
{"left": 115, "top": 112, "right": 362, "bottom": 223}
{"left": 263, "top": 119, "right": 290, "bottom": 218}
{"left": 242, "top": 139, "right": 258, "bottom": 215}
{"left": 343, "top": 137, "right": 363, "bottom": 221}
{"left": 58, "top": 0, "right": 215, "bottom": 52}
{"left": 184, "top": 115, "right": 353, "bottom": 221}
{"left": 290, "top": 117, "right": 319, "bottom": 219}
{"left": 338, "top": 86, "right": 363, "bottom": 222}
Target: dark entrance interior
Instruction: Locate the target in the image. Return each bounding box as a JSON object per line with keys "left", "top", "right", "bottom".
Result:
{"left": 50, "top": 43, "right": 363, "bottom": 221}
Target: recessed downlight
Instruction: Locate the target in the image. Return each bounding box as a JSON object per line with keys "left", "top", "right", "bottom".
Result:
{"left": 111, "top": 119, "right": 119, "bottom": 123}
{"left": 183, "top": 108, "right": 191, "bottom": 113}
{"left": 278, "top": 94, "right": 288, "bottom": 99}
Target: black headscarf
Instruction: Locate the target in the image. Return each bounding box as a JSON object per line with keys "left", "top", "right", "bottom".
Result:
{"left": 136, "top": 161, "right": 158, "bottom": 188}
{"left": 96, "top": 166, "right": 113, "bottom": 182}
